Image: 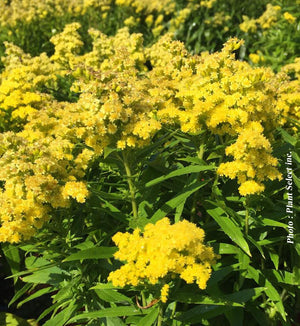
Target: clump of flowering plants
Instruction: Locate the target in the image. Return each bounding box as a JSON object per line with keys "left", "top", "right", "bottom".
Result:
{"left": 0, "top": 17, "right": 299, "bottom": 326}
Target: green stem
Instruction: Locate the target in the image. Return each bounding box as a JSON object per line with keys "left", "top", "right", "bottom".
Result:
{"left": 122, "top": 151, "right": 138, "bottom": 220}
{"left": 141, "top": 291, "right": 146, "bottom": 307}
{"left": 245, "top": 201, "right": 249, "bottom": 236}
{"left": 171, "top": 301, "right": 177, "bottom": 319}
{"left": 245, "top": 209, "right": 249, "bottom": 236}
{"left": 157, "top": 303, "right": 164, "bottom": 326}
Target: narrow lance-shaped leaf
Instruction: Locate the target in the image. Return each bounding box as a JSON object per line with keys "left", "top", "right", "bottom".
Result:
{"left": 63, "top": 246, "right": 117, "bottom": 262}
{"left": 68, "top": 306, "right": 143, "bottom": 322}
{"left": 205, "top": 201, "right": 251, "bottom": 257}
{"left": 150, "top": 179, "right": 208, "bottom": 224}
{"left": 146, "top": 165, "right": 216, "bottom": 187}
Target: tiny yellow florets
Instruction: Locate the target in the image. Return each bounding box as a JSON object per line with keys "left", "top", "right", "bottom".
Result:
{"left": 0, "top": 25, "right": 298, "bottom": 243}
{"left": 160, "top": 284, "right": 170, "bottom": 303}
{"left": 283, "top": 12, "right": 296, "bottom": 24}
{"left": 62, "top": 181, "right": 89, "bottom": 203}
{"left": 108, "top": 218, "right": 218, "bottom": 302}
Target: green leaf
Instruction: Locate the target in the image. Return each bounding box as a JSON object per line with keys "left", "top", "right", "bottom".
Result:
{"left": 17, "top": 286, "right": 54, "bottom": 308}
{"left": 261, "top": 218, "right": 287, "bottom": 228}
{"left": 174, "top": 201, "right": 185, "bottom": 222}
{"left": 207, "top": 264, "right": 240, "bottom": 286}
{"left": 1, "top": 244, "right": 21, "bottom": 284}
{"left": 173, "top": 287, "right": 264, "bottom": 306}
{"left": 91, "top": 283, "right": 118, "bottom": 290}
{"left": 106, "top": 316, "right": 126, "bottom": 326}
{"left": 172, "top": 292, "right": 243, "bottom": 307}
{"left": 176, "top": 305, "right": 234, "bottom": 323}
{"left": 278, "top": 128, "right": 297, "bottom": 146}
{"left": 265, "top": 270, "right": 298, "bottom": 285}
{"left": 247, "top": 236, "right": 265, "bottom": 259}
{"left": 225, "top": 308, "right": 244, "bottom": 326}
{"left": 37, "top": 302, "right": 61, "bottom": 322}
{"left": 21, "top": 260, "right": 67, "bottom": 285}
{"left": 101, "top": 200, "right": 128, "bottom": 222}
{"left": 63, "top": 246, "right": 117, "bottom": 262}
{"left": 52, "top": 277, "right": 80, "bottom": 303}
{"left": 0, "top": 312, "right": 37, "bottom": 326}
{"left": 246, "top": 266, "right": 287, "bottom": 321}
{"left": 205, "top": 202, "right": 251, "bottom": 257}
{"left": 21, "top": 259, "right": 67, "bottom": 285}
{"left": 150, "top": 180, "right": 208, "bottom": 224}
{"left": 94, "top": 289, "right": 132, "bottom": 303}
{"left": 104, "top": 147, "right": 117, "bottom": 159}
{"left": 9, "top": 283, "right": 32, "bottom": 307}
{"left": 136, "top": 307, "right": 159, "bottom": 326}
{"left": 43, "top": 301, "right": 78, "bottom": 326}
{"left": 268, "top": 251, "right": 279, "bottom": 270}
{"left": 247, "top": 305, "right": 269, "bottom": 326}
{"left": 145, "top": 165, "right": 215, "bottom": 187}
{"left": 292, "top": 172, "right": 300, "bottom": 190}
{"left": 215, "top": 243, "right": 241, "bottom": 255}
{"left": 68, "top": 307, "right": 143, "bottom": 322}
{"left": 224, "top": 287, "right": 265, "bottom": 303}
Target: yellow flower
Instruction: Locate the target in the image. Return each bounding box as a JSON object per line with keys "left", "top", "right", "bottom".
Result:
{"left": 62, "top": 181, "right": 89, "bottom": 203}
{"left": 160, "top": 284, "right": 170, "bottom": 303}
{"left": 283, "top": 12, "right": 296, "bottom": 24}
{"left": 108, "top": 218, "right": 218, "bottom": 296}
{"left": 249, "top": 53, "right": 260, "bottom": 64}
{"left": 238, "top": 180, "right": 265, "bottom": 196}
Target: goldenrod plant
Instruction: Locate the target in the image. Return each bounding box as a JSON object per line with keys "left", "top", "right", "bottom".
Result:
{"left": 0, "top": 2, "right": 299, "bottom": 326}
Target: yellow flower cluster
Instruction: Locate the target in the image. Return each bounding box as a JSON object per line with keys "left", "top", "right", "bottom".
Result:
{"left": 0, "top": 0, "right": 111, "bottom": 27}
{"left": 0, "top": 102, "right": 93, "bottom": 242}
{"left": 116, "top": 0, "right": 175, "bottom": 15}
{"left": 0, "top": 24, "right": 163, "bottom": 242}
{"left": 249, "top": 51, "right": 264, "bottom": 64}
{"left": 204, "top": 11, "right": 231, "bottom": 28}
{"left": 0, "top": 43, "right": 56, "bottom": 130}
{"left": 217, "top": 122, "right": 282, "bottom": 196}
{"left": 0, "top": 24, "right": 299, "bottom": 242}
{"left": 154, "top": 38, "right": 296, "bottom": 194}
{"left": 283, "top": 12, "right": 297, "bottom": 24}
{"left": 108, "top": 218, "right": 218, "bottom": 302}
{"left": 240, "top": 3, "right": 294, "bottom": 33}
{"left": 160, "top": 284, "right": 170, "bottom": 303}
{"left": 200, "top": 0, "right": 217, "bottom": 9}
{"left": 62, "top": 181, "right": 89, "bottom": 203}
{"left": 256, "top": 4, "right": 281, "bottom": 29}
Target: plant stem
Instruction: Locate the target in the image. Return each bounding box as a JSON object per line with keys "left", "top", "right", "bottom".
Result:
{"left": 245, "top": 202, "right": 249, "bottom": 236}
{"left": 122, "top": 151, "right": 138, "bottom": 220}
{"left": 171, "top": 301, "right": 177, "bottom": 319}
{"left": 157, "top": 303, "right": 163, "bottom": 326}
{"left": 141, "top": 291, "right": 146, "bottom": 307}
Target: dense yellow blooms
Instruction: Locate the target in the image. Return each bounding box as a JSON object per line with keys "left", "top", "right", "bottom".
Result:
{"left": 0, "top": 24, "right": 299, "bottom": 242}
{"left": 282, "top": 58, "right": 300, "bottom": 81}
{"left": 218, "top": 122, "right": 282, "bottom": 196}
{"left": 160, "top": 284, "right": 170, "bottom": 303}
{"left": 62, "top": 181, "right": 89, "bottom": 203}
{"left": 0, "top": 43, "right": 57, "bottom": 129}
{"left": 240, "top": 3, "right": 294, "bottom": 33}
{"left": 108, "top": 218, "right": 218, "bottom": 302}
{"left": 283, "top": 12, "right": 297, "bottom": 23}
{"left": 256, "top": 4, "right": 281, "bottom": 29}
{"left": 0, "top": 0, "right": 111, "bottom": 27}
{"left": 153, "top": 37, "right": 295, "bottom": 194}
{"left": 116, "top": 0, "right": 175, "bottom": 15}
{"left": 249, "top": 52, "right": 265, "bottom": 64}
{"left": 239, "top": 16, "right": 257, "bottom": 33}
{"left": 200, "top": 0, "right": 217, "bottom": 9}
